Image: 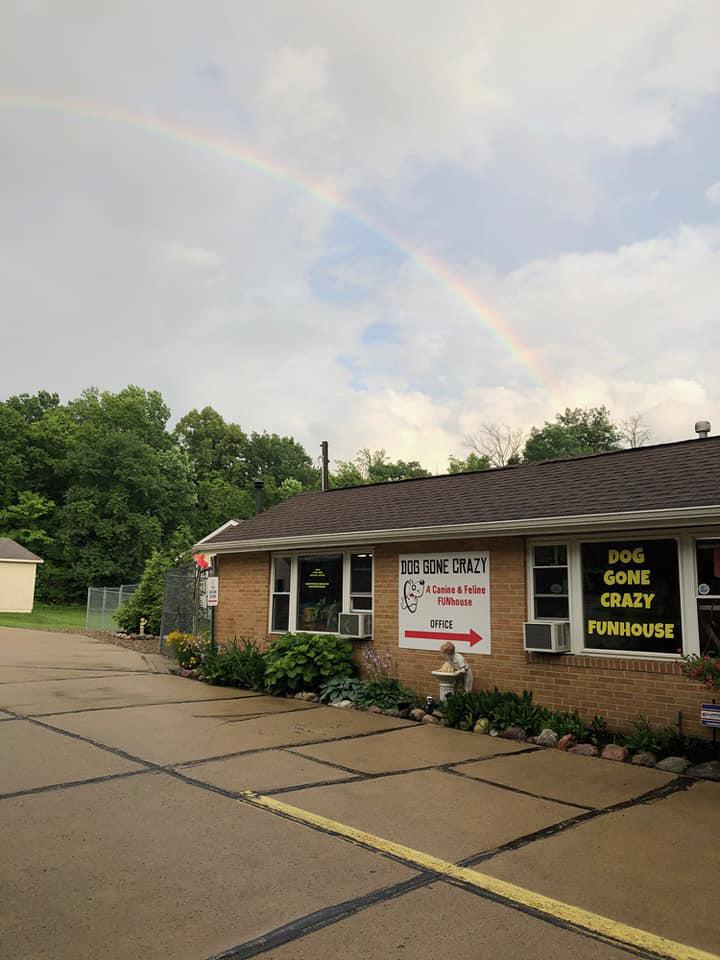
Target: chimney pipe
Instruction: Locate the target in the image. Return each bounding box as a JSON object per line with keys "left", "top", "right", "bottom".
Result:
{"left": 695, "top": 420, "right": 711, "bottom": 439}
{"left": 321, "top": 440, "right": 330, "bottom": 491}
{"left": 253, "top": 479, "right": 264, "bottom": 514}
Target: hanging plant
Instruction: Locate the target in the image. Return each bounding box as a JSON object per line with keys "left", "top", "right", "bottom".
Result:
{"left": 682, "top": 654, "right": 720, "bottom": 692}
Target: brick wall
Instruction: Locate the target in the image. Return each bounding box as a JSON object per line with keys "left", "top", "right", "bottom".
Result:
{"left": 214, "top": 552, "right": 272, "bottom": 645}
{"left": 215, "top": 537, "right": 712, "bottom": 738}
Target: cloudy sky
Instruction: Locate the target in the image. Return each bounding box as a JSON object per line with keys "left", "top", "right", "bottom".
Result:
{"left": 2, "top": 1, "right": 719, "bottom": 469}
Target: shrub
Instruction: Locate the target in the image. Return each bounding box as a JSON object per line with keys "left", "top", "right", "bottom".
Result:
{"left": 620, "top": 716, "right": 685, "bottom": 757}
{"left": 115, "top": 534, "right": 193, "bottom": 634}
{"left": 544, "top": 709, "right": 587, "bottom": 739}
{"left": 441, "top": 688, "right": 550, "bottom": 735}
{"left": 318, "top": 676, "right": 365, "bottom": 704}
{"left": 166, "top": 631, "right": 208, "bottom": 669}
{"left": 263, "top": 632, "right": 354, "bottom": 695}
{"left": 200, "top": 639, "right": 266, "bottom": 690}
{"left": 586, "top": 715, "right": 612, "bottom": 748}
{"left": 353, "top": 677, "right": 417, "bottom": 711}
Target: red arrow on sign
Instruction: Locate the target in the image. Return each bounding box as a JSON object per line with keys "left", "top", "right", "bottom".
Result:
{"left": 404, "top": 628, "right": 483, "bottom": 647}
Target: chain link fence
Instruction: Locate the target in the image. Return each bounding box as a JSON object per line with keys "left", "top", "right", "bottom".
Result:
{"left": 159, "top": 564, "right": 212, "bottom": 655}
{"left": 85, "top": 584, "right": 139, "bottom": 631}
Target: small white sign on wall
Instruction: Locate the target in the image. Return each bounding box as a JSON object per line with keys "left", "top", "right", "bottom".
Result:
{"left": 398, "top": 551, "right": 491, "bottom": 654}
{"left": 206, "top": 576, "right": 219, "bottom": 607}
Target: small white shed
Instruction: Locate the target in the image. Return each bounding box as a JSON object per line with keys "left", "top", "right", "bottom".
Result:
{"left": 0, "top": 539, "right": 43, "bottom": 613}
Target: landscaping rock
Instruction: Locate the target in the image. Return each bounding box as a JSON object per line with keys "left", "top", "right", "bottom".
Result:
{"left": 382, "top": 707, "right": 404, "bottom": 718}
{"left": 331, "top": 699, "right": 354, "bottom": 709}
{"left": 179, "top": 668, "right": 199, "bottom": 679}
{"left": 500, "top": 725, "right": 526, "bottom": 741}
{"left": 294, "top": 692, "right": 318, "bottom": 702}
{"left": 367, "top": 705, "right": 384, "bottom": 714}
{"left": 656, "top": 756, "right": 690, "bottom": 774}
{"left": 473, "top": 718, "right": 490, "bottom": 734}
{"left": 631, "top": 751, "right": 658, "bottom": 767}
{"left": 526, "top": 736, "right": 538, "bottom": 744}
{"left": 686, "top": 760, "right": 720, "bottom": 781}
{"left": 557, "top": 734, "right": 577, "bottom": 751}
{"left": 409, "top": 708, "right": 426, "bottom": 722}
{"left": 569, "top": 743, "right": 599, "bottom": 757}
{"left": 536, "top": 728, "right": 559, "bottom": 748}
{"left": 422, "top": 713, "right": 440, "bottom": 725}
{"left": 601, "top": 744, "right": 628, "bottom": 763}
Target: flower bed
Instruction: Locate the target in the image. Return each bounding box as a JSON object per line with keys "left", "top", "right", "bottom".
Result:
{"left": 171, "top": 633, "right": 720, "bottom": 781}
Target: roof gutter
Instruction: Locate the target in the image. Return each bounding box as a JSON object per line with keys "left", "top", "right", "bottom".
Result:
{"left": 195, "top": 504, "right": 720, "bottom": 554}
{"left": 0, "top": 557, "right": 44, "bottom": 564}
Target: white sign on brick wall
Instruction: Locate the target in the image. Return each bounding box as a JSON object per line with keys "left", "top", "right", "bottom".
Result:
{"left": 206, "top": 576, "right": 219, "bottom": 607}
{"left": 398, "top": 551, "right": 491, "bottom": 654}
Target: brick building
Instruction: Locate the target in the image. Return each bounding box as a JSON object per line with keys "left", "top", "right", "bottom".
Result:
{"left": 197, "top": 437, "right": 720, "bottom": 737}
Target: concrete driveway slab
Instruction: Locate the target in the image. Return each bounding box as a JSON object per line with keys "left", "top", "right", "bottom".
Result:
{"left": 0, "top": 673, "right": 257, "bottom": 716}
{"left": 285, "top": 768, "right": 574, "bottom": 862}
{"left": 188, "top": 749, "right": 358, "bottom": 794}
{"left": 0, "top": 721, "right": 142, "bottom": 795}
{"left": 456, "top": 747, "right": 676, "bottom": 809}
{"left": 294, "top": 724, "right": 532, "bottom": 774}
{"left": 47, "top": 699, "right": 411, "bottom": 765}
{"left": 0, "top": 627, "right": 150, "bottom": 672}
{"left": 0, "top": 772, "right": 416, "bottom": 960}
{"left": 0, "top": 666, "right": 137, "bottom": 684}
{"left": 483, "top": 780, "right": 720, "bottom": 954}
{"left": 261, "top": 880, "right": 633, "bottom": 960}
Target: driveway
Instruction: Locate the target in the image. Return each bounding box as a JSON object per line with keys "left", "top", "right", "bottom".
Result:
{"left": 1, "top": 627, "right": 718, "bottom": 960}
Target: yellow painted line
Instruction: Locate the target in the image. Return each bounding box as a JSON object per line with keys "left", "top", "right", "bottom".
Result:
{"left": 241, "top": 790, "right": 718, "bottom": 960}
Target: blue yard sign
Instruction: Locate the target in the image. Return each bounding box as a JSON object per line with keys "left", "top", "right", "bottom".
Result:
{"left": 700, "top": 703, "right": 720, "bottom": 728}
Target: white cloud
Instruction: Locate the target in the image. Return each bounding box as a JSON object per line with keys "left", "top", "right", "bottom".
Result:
{"left": 706, "top": 181, "right": 720, "bottom": 205}
{"left": 1, "top": 2, "right": 720, "bottom": 470}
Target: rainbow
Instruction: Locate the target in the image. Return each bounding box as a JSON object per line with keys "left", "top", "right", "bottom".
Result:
{"left": 0, "top": 92, "right": 553, "bottom": 392}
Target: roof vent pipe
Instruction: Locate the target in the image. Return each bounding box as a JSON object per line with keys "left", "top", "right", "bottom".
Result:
{"left": 695, "top": 420, "right": 711, "bottom": 439}
{"left": 321, "top": 440, "right": 330, "bottom": 492}
{"left": 253, "top": 479, "right": 264, "bottom": 514}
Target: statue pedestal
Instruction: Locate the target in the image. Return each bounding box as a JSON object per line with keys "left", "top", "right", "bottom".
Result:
{"left": 431, "top": 669, "right": 464, "bottom": 701}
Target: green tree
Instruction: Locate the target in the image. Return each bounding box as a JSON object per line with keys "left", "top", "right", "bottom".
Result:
{"left": 0, "top": 491, "right": 55, "bottom": 554}
{"left": 174, "top": 409, "right": 315, "bottom": 529}
{"left": 115, "top": 531, "right": 193, "bottom": 635}
{"left": 47, "top": 387, "right": 196, "bottom": 600}
{"left": 175, "top": 408, "right": 251, "bottom": 534}
{"left": 174, "top": 406, "right": 247, "bottom": 476}
{"left": 523, "top": 406, "right": 622, "bottom": 463}
{"left": 333, "top": 448, "right": 430, "bottom": 487}
{"left": 240, "top": 431, "right": 318, "bottom": 491}
{"left": 448, "top": 452, "right": 491, "bottom": 473}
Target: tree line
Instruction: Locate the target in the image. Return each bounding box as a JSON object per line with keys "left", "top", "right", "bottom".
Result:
{"left": 0, "top": 386, "right": 647, "bottom": 602}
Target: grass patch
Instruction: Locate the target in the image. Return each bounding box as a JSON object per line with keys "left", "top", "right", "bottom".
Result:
{"left": 0, "top": 603, "right": 87, "bottom": 632}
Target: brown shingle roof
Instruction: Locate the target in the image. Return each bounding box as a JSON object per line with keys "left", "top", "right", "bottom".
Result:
{"left": 200, "top": 437, "right": 720, "bottom": 550}
{"left": 0, "top": 538, "right": 43, "bottom": 563}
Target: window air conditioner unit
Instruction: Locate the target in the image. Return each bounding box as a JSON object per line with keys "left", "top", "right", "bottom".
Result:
{"left": 338, "top": 612, "right": 373, "bottom": 638}
{"left": 523, "top": 621, "right": 570, "bottom": 653}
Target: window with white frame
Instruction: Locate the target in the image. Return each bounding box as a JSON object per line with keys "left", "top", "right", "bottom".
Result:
{"left": 531, "top": 544, "right": 569, "bottom": 619}
{"left": 350, "top": 553, "right": 373, "bottom": 611}
{"left": 580, "top": 538, "right": 682, "bottom": 656}
{"left": 695, "top": 539, "right": 720, "bottom": 656}
{"left": 529, "top": 535, "right": 704, "bottom": 658}
{"left": 270, "top": 557, "right": 292, "bottom": 632}
{"left": 270, "top": 551, "right": 373, "bottom": 633}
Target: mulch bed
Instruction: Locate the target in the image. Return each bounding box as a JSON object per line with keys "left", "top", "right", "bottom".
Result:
{"left": 86, "top": 631, "right": 163, "bottom": 656}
